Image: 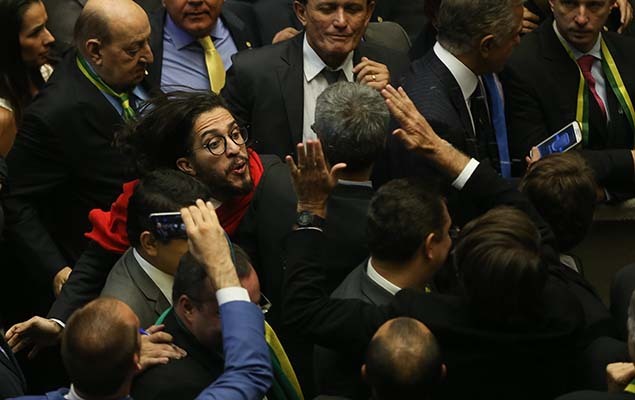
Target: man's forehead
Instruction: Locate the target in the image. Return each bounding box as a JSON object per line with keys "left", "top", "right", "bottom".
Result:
{"left": 307, "top": 0, "right": 370, "bottom": 7}
{"left": 193, "top": 108, "right": 236, "bottom": 134}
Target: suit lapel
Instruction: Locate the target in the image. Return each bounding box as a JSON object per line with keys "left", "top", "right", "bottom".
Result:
{"left": 539, "top": 23, "right": 610, "bottom": 145}
{"left": 221, "top": 8, "right": 253, "bottom": 51}
{"left": 147, "top": 9, "right": 166, "bottom": 90}
{"left": 126, "top": 251, "right": 171, "bottom": 317}
{"left": 69, "top": 51, "right": 123, "bottom": 140}
{"left": 429, "top": 53, "right": 474, "bottom": 138}
{"left": 277, "top": 35, "right": 304, "bottom": 148}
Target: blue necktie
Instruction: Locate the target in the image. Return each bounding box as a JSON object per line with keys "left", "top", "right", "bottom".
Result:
{"left": 482, "top": 73, "right": 511, "bottom": 178}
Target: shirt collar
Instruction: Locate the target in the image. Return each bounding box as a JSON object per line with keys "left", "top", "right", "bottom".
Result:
{"left": 165, "top": 13, "right": 197, "bottom": 50}
{"left": 552, "top": 21, "right": 602, "bottom": 60}
{"left": 433, "top": 41, "right": 479, "bottom": 102}
{"left": 337, "top": 179, "right": 373, "bottom": 188}
{"left": 133, "top": 248, "right": 175, "bottom": 305}
{"left": 303, "top": 33, "right": 354, "bottom": 83}
{"left": 366, "top": 258, "right": 402, "bottom": 296}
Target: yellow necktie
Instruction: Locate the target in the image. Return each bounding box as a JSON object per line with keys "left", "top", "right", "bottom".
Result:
{"left": 198, "top": 36, "right": 226, "bottom": 93}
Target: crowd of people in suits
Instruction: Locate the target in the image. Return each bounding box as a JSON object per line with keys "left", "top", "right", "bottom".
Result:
{"left": 2, "top": 0, "right": 635, "bottom": 398}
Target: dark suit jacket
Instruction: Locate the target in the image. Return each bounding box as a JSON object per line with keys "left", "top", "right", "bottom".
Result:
{"left": 314, "top": 261, "right": 393, "bottom": 400}
{"left": 235, "top": 158, "right": 373, "bottom": 328}
{"left": 221, "top": 33, "right": 409, "bottom": 159}
{"left": 146, "top": 4, "right": 261, "bottom": 89}
{"left": 100, "top": 248, "right": 171, "bottom": 329}
{"left": 131, "top": 309, "right": 224, "bottom": 400}
{"left": 282, "top": 162, "right": 603, "bottom": 399}
{"left": 0, "top": 335, "right": 26, "bottom": 398}
{"left": 382, "top": 50, "right": 492, "bottom": 225}
{"left": 47, "top": 240, "right": 121, "bottom": 323}
{"left": 235, "top": 158, "right": 372, "bottom": 398}
{"left": 556, "top": 391, "right": 635, "bottom": 400}
{"left": 501, "top": 22, "right": 635, "bottom": 163}
{"left": 1, "top": 50, "right": 138, "bottom": 282}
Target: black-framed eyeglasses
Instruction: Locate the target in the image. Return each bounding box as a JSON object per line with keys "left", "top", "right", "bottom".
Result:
{"left": 197, "top": 126, "right": 249, "bottom": 156}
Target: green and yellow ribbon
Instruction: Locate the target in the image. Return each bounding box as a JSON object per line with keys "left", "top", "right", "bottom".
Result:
{"left": 76, "top": 55, "right": 136, "bottom": 121}
{"left": 556, "top": 35, "right": 635, "bottom": 146}
{"left": 625, "top": 378, "right": 635, "bottom": 394}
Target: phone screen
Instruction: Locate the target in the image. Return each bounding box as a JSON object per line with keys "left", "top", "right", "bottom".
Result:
{"left": 536, "top": 125, "right": 579, "bottom": 157}
{"left": 149, "top": 212, "right": 187, "bottom": 241}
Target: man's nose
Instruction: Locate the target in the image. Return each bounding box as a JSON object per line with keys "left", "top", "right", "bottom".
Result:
{"left": 574, "top": 5, "right": 590, "bottom": 25}
{"left": 332, "top": 7, "right": 348, "bottom": 28}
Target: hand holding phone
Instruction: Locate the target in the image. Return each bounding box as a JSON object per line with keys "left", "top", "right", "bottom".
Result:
{"left": 530, "top": 121, "right": 582, "bottom": 159}
{"left": 149, "top": 212, "right": 187, "bottom": 240}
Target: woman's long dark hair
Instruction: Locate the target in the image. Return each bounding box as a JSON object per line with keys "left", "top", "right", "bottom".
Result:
{"left": 0, "top": 0, "right": 44, "bottom": 124}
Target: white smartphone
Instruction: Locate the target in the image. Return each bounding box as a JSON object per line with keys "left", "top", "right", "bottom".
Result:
{"left": 531, "top": 121, "right": 583, "bottom": 158}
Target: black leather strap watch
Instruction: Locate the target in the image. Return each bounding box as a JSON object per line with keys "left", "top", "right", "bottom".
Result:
{"left": 296, "top": 211, "right": 326, "bottom": 229}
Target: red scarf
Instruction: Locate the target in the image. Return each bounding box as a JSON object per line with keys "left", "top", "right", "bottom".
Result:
{"left": 85, "top": 149, "right": 265, "bottom": 253}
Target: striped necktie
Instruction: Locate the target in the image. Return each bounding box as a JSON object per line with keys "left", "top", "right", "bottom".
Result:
{"left": 198, "top": 36, "right": 226, "bottom": 93}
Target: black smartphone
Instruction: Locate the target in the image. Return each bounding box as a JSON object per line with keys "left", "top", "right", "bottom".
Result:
{"left": 149, "top": 212, "right": 187, "bottom": 240}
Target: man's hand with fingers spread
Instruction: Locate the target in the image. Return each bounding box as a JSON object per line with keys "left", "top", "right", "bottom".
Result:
{"left": 139, "top": 324, "right": 187, "bottom": 372}
{"left": 285, "top": 140, "right": 346, "bottom": 217}
{"left": 181, "top": 200, "right": 240, "bottom": 289}
{"left": 5, "top": 316, "right": 62, "bottom": 359}
{"left": 381, "top": 84, "right": 470, "bottom": 178}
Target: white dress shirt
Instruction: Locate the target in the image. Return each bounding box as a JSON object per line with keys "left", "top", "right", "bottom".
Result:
{"left": 302, "top": 34, "right": 354, "bottom": 142}
{"left": 553, "top": 21, "right": 610, "bottom": 120}
{"left": 433, "top": 42, "right": 480, "bottom": 133}
{"left": 366, "top": 258, "right": 402, "bottom": 296}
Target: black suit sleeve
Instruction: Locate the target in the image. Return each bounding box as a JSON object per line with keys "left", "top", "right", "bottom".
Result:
{"left": 500, "top": 63, "right": 552, "bottom": 162}
{"left": 2, "top": 112, "right": 71, "bottom": 280}
{"left": 47, "top": 241, "right": 121, "bottom": 322}
{"left": 282, "top": 229, "right": 389, "bottom": 359}
{"left": 579, "top": 149, "right": 635, "bottom": 190}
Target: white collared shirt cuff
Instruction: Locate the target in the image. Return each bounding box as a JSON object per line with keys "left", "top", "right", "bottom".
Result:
{"left": 50, "top": 318, "right": 65, "bottom": 329}
{"left": 451, "top": 158, "right": 480, "bottom": 190}
{"left": 216, "top": 287, "right": 250, "bottom": 305}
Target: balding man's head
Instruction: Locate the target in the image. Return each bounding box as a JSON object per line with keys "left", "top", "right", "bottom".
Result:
{"left": 62, "top": 298, "right": 141, "bottom": 398}
{"left": 363, "top": 318, "right": 444, "bottom": 400}
{"left": 74, "top": 0, "right": 153, "bottom": 91}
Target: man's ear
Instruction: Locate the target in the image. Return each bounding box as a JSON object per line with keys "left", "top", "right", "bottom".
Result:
{"left": 423, "top": 232, "right": 438, "bottom": 260}
{"left": 140, "top": 231, "right": 159, "bottom": 257}
{"left": 178, "top": 295, "right": 196, "bottom": 323}
{"left": 479, "top": 34, "right": 496, "bottom": 58}
{"left": 365, "top": 1, "right": 376, "bottom": 23}
{"left": 176, "top": 157, "right": 197, "bottom": 176}
{"left": 441, "top": 363, "right": 447, "bottom": 379}
{"left": 361, "top": 364, "right": 368, "bottom": 382}
{"left": 85, "top": 39, "right": 103, "bottom": 66}
{"left": 293, "top": 1, "right": 308, "bottom": 27}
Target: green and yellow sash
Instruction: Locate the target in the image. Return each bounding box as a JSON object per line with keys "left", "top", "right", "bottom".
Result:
{"left": 556, "top": 36, "right": 635, "bottom": 146}
{"left": 76, "top": 55, "right": 137, "bottom": 121}
{"left": 625, "top": 378, "right": 635, "bottom": 394}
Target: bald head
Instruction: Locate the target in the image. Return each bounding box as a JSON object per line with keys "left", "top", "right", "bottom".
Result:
{"left": 365, "top": 318, "right": 444, "bottom": 400}
{"left": 62, "top": 298, "right": 141, "bottom": 398}
{"left": 74, "top": 0, "right": 153, "bottom": 90}
{"left": 75, "top": 0, "right": 146, "bottom": 48}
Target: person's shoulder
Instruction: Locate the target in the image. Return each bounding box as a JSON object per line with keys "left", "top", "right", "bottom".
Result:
{"left": 232, "top": 35, "right": 299, "bottom": 68}
{"left": 331, "top": 263, "right": 366, "bottom": 299}
{"left": 556, "top": 390, "right": 635, "bottom": 400}
{"left": 132, "top": 357, "right": 211, "bottom": 400}
{"left": 603, "top": 31, "right": 635, "bottom": 59}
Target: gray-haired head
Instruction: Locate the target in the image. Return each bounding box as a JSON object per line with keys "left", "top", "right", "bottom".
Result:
{"left": 437, "top": 0, "right": 523, "bottom": 55}
{"left": 313, "top": 81, "right": 389, "bottom": 173}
